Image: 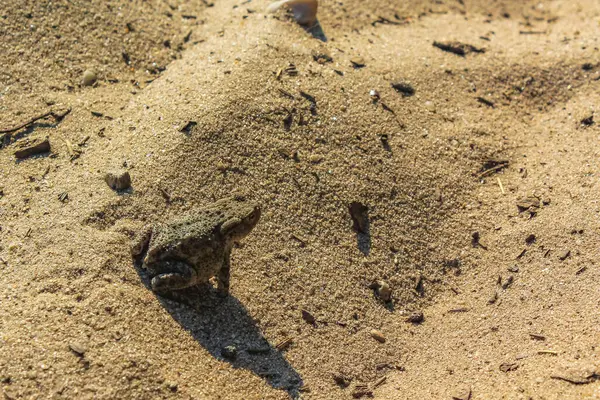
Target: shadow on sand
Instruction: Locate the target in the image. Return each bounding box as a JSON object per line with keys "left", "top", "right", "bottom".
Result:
{"left": 134, "top": 263, "right": 303, "bottom": 398}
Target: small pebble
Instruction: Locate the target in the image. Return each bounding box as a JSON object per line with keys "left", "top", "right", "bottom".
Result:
{"left": 221, "top": 345, "right": 237, "bottom": 360}
{"left": 558, "top": 250, "right": 571, "bottom": 261}
{"left": 424, "top": 101, "right": 436, "bottom": 112}
{"left": 104, "top": 170, "right": 131, "bottom": 191}
{"left": 350, "top": 57, "right": 366, "bottom": 68}
{"left": 69, "top": 342, "right": 87, "bottom": 356}
{"left": 452, "top": 388, "right": 472, "bottom": 400}
{"left": 370, "top": 329, "right": 386, "bottom": 343}
{"left": 82, "top": 69, "right": 97, "bottom": 86}
{"left": 376, "top": 280, "right": 392, "bottom": 302}
{"left": 333, "top": 373, "right": 352, "bottom": 388}
{"left": 406, "top": 311, "right": 424, "bottom": 324}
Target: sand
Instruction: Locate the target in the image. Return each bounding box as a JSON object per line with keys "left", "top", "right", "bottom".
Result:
{"left": 1, "top": 0, "right": 600, "bottom": 398}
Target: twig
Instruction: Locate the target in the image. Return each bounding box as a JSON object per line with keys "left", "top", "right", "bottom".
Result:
{"left": 477, "top": 96, "right": 495, "bottom": 108}
{"left": 0, "top": 112, "right": 53, "bottom": 134}
{"left": 372, "top": 376, "right": 387, "bottom": 389}
{"left": 497, "top": 177, "right": 505, "bottom": 194}
{"left": 478, "top": 164, "right": 508, "bottom": 178}
{"left": 551, "top": 374, "right": 600, "bottom": 385}
{"left": 0, "top": 109, "right": 71, "bottom": 134}
{"left": 278, "top": 88, "right": 295, "bottom": 100}
{"left": 275, "top": 337, "right": 293, "bottom": 351}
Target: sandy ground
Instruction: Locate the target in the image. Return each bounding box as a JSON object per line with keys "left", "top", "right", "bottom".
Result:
{"left": 1, "top": 0, "right": 600, "bottom": 399}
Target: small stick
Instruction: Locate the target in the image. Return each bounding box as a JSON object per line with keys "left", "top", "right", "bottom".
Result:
{"left": 372, "top": 376, "right": 386, "bottom": 388}
{"left": 477, "top": 96, "right": 495, "bottom": 108}
{"left": 448, "top": 307, "right": 469, "bottom": 313}
{"left": 550, "top": 375, "right": 596, "bottom": 384}
{"left": 278, "top": 88, "right": 295, "bottom": 100}
{"left": 275, "top": 337, "right": 293, "bottom": 351}
{"left": 0, "top": 108, "right": 71, "bottom": 134}
{"left": 529, "top": 333, "right": 546, "bottom": 341}
{"left": 538, "top": 350, "right": 558, "bottom": 355}
{"left": 497, "top": 177, "right": 505, "bottom": 194}
{"left": 519, "top": 31, "right": 547, "bottom": 35}
{"left": 0, "top": 111, "right": 53, "bottom": 134}
{"left": 478, "top": 164, "right": 508, "bottom": 178}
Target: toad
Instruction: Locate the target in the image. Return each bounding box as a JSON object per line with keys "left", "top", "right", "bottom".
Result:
{"left": 131, "top": 196, "right": 261, "bottom": 295}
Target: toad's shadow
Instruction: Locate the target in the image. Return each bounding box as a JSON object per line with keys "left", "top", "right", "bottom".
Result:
{"left": 134, "top": 264, "right": 303, "bottom": 398}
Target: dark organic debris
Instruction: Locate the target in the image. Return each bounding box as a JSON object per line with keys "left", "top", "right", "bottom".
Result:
{"left": 372, "top": 16, "right": 406, "bottom": 26}
{"left": 352, "top": 384, "right": 373, "bottom": 398}
{"left": 551, "top": 372, "right": 600, "bottom": 385}
{"left": 581, "top": 114, "right": 594, "bottom": 126}
{"left": 529, "top": 333, "right": 546, "bottom": 341}
{"left": 349, "top": 202, "right": 369, "bottom": 233}
{"left": 501, "top": 275, "right": 514, "bottom": 290}
{"left": 247, "top": 346, "right": 271, "bottom": 355}
{"left": 380, "top": 134, "right": 391, "bottom": 151}
{"left": 525, "top": 234, "right": 536, "bottom": 245}
{"left": 476, "top": 96, "right": 495, "bottom": 108}
{"left": 300, "top": 91, "right": 317, "bottom": 115}
{"left": 479, "top": 159, "right": 509, "bottom": 177}
{"left": 275, "top": 338, "right": 292, "bottom": 351}
{"left": 415, "top": 275, "right": 424, "bottom": 296}
{"left": 582, "top": 63, "right": 595, "bottom": 71}
{"left": 284, "top": 63, "right": 298, "bottom": 76}
{"left": 301, "top": 309, "right": 316, "bottom": 325}
{"left": 58, "top": 192, "right": 69, "bottom": 202}
{"left": 391, "top": 82, "right": 415, "bottom": 97}
{"left": 14, "top": 137, "right": 51, "bottom": 159}
{"left": 433, "top": 41, "right": 484, "bottom": 56}
{"left": 278, "top": 88, "right": 295, "bottom": 100}
{"left": 122, "top": 51, "right": 131, "bottom": 65}
{"left": 299, "top": 91, "right": 316, "bottom": 104}
{"left": 471, "top": 231, "right": 487, "bottom": 249}
{"left": 0, "top": 108, "right": 71, "bottom": 135}
{"left": 180, "top": 121, "right": 197, "bottom": 135}
{"left": 283, "top": 113, "right": 293, "bottom": 131}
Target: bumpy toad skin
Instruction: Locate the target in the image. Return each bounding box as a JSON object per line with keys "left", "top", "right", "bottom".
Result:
{"left": 131, "top": 196, "right": 261, "bottom": 294}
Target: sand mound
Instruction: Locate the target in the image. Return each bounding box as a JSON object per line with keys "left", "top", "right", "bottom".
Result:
{"left": 1, "top": 0, "right": 599, "bottom": 398}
